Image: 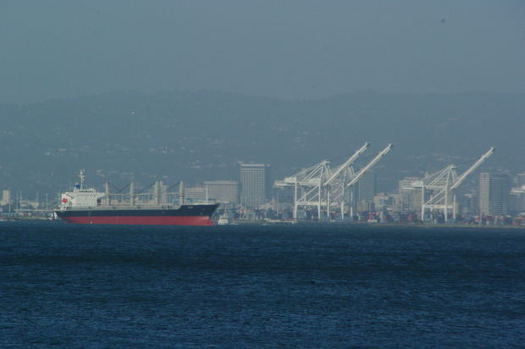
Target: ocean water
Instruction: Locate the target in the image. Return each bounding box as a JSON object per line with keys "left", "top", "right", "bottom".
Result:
{"left": 1, "top": 223, "right": 524, "bottom": 348}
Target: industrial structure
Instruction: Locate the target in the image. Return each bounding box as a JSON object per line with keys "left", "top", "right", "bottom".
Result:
{"left": 275, "top": 143, "right": 393, "bottom": 221}
{"left": 3, "top": 140, "right": 516, "bottom": 225}
{"left": 100, "top": 176, "right": 190, "bottom": 207}
{"left": 412, "top": 147, "right": 495, "bottom": 222}
{"left": 55, "top": 171, "right": 218, "bottom": 226}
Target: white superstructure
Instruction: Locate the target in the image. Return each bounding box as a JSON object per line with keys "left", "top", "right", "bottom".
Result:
{"left": 59, "top": 170, "right": 105, "bottom": 209}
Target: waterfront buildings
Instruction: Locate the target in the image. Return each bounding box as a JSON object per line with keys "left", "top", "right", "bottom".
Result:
{"left": 184, "top": 186, "right": 208, "bottom": 203}
{"left": 510, "top": 186, "right": 525, "bottom": 215}
{"left": 0, "top": 190, "right": 11, "bottom": 206}
{"left": 240, "top": 163, "right": 270, "bottom": 209}
{"left": 204, "top": 180, "right": 239, "bottom": 204}
{"left": 479, "top": 172, "right": 511, "bottom": 216}
{"left": 396, "top": 177, "right": 421, "bottom": 213}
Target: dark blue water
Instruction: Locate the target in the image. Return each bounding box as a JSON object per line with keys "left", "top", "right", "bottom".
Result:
{"left": 1, "top": 223, "right": 524, "bottom": 348}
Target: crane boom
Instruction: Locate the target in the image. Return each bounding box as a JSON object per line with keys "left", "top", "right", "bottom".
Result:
{"left": 346, "top": 144, "right": 393, "bottom": 188}
{"left": 450, "top": 147, "right": 495, "bottom": 191}
{"left": 324, "top": 142, "right": 370, "bottom": 185}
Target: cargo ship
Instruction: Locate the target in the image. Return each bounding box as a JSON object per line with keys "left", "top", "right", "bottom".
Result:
{"left": 55, "top": 171, "right": 219, "bottom": 226}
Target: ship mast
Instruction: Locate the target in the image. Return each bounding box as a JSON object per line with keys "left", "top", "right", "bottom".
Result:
{"left": 179, "top": 181, "right": 185, "bottom": 205}
{"left": 79, "top": 169, "right": 86, "bottom": 190}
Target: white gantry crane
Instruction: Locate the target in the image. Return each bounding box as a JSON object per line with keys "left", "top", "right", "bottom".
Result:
{"left": 322, "top": 143, "right": 369, "bottom": 219}
{"left": 287, "top": 160, "right": 331, "bottom": 220}
{"left": 343, "top": 144, "right": 393, "bottom": 219}
{"left": 417, "top": 147, "right": 495, "bottom": 222}
{"left": 273, "top": 160, "right": 331, "bottom": 219}
{"left": 274, "top": 143, "right": 393, "bottom": 221}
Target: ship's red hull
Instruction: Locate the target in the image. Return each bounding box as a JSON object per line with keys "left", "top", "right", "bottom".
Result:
{"left": 61, "top": 215, "right": 213, "bottom": 226}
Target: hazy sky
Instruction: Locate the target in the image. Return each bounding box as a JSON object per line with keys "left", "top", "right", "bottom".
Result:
{"left": 1, "top": 0, "right": 524, "bottom": 103}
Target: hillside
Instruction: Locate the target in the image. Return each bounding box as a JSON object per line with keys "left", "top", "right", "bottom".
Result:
{"left": 0, "top": 91, "right": 523, "bottom": 194}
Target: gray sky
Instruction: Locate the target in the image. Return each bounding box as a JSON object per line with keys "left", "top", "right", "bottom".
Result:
{"left": 1, "top": 0, "right": 524, "bottom": 103}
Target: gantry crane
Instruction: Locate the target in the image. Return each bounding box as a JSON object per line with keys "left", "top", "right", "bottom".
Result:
{"left": 321, "top": 143, "right": 369, "bottom": 219}
{"left": 418, "top": 147, "right": 495, "bottom": 222}
{"left": 342, "top": 144, "right": 393, "bottom": 219}
{"left": 274, "top": 143, "right": 393, "bottom": 221}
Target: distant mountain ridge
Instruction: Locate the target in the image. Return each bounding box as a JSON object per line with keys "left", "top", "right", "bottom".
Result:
{"left": 0, "top": 91, "right": 523, "bottom": 194}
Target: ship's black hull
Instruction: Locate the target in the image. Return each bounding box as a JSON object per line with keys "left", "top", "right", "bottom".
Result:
{"left": 55, "top": 204, "right": 219, "bottom": 226}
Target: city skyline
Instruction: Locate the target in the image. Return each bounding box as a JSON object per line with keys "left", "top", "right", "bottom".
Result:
{"left": 0, "top": 1, "right": 523, "bottom": 225}
{"left": 5, "top": 153, "right": 525, "bottom": 225}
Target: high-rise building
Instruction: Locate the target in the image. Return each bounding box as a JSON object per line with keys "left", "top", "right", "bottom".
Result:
{"left": 204, "top": 180, "right": 239, "bottom": 204}
{"left": 240, "top": 163, "right": 270, "bottom": 208}
{"left": 479, "top": 172, "right": 511, "bottom": 216}
{"left": 1, "top": 189, "right": 11, "bottom": 206}
{"left": 509, "top": 187, "right": 525, "bottom": 215}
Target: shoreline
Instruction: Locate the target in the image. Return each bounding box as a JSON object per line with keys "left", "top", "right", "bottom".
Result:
{"left": 2, "top": 217, "right": 525, "bottom": 229}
